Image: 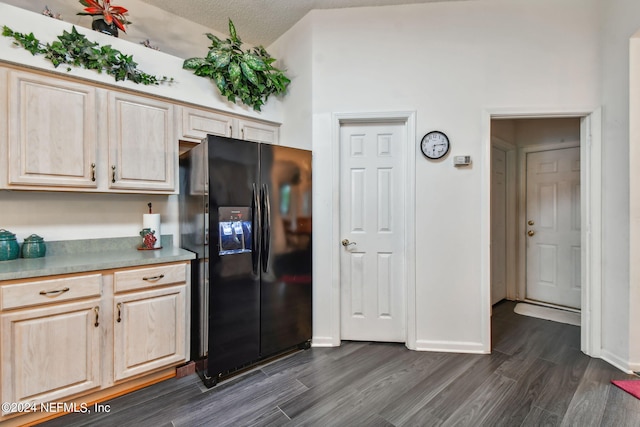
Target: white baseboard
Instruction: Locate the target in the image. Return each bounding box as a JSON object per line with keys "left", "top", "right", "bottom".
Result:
{"left": 514, "top": 302, "right": 581, "bottom": 326}
{"left": 415, "top": 339, "right": 488, "bottom": 354}
{"left": 311, "top": 336, "right": 339, "bottom": 347}
{"left": 601, "top": 348, "right": 633, "bottom": 374}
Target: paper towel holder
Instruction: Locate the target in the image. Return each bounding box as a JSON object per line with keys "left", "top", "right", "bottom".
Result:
{"left": 138, "top": 202, "right": 162, "bottom": 250}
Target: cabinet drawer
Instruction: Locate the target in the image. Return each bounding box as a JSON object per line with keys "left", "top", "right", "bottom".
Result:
{"left": 114, "top": 263, "right": 186, "bottom": 293}
{"left": 1, "top": 274, "right": 102, "bottom": 310}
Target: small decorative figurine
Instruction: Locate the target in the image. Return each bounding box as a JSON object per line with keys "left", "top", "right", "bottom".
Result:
{"left": 139, "top": 228, "right": 157, "bottom": 249}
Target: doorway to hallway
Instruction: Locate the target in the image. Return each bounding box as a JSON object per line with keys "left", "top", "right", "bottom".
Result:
{"left": 491, "top": 117, "right": 583, "bottom": 312}
{"left": 488, "top": 116, "right": 597, "bottom": 344}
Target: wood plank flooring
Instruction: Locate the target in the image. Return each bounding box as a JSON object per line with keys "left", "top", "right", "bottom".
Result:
{"left": 41, "top": 301, "right": 640, "bottom": 426}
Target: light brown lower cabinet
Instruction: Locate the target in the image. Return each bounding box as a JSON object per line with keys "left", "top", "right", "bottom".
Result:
{"left": 113, "top": 284, "right": 187, "bottom": 381}
{"left": 1, "top": 298, "right": 103, "bottom": 412}
{"left": 0, "top": 261, "right": 190, "bottom": 425}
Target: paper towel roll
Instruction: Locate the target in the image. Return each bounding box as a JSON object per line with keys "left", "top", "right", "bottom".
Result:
{"left": 143, "top": 214, "right": 161, "bottom": 248}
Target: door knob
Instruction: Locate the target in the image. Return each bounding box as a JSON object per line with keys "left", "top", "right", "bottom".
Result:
{"left": 527, "top": 230, "right": 535, "bottom": 237}
{"left": 341, "top": 239, "right": 356, "bottom": 247}
{"left": 528, "top": 220, "right": 535, "bottom": 226}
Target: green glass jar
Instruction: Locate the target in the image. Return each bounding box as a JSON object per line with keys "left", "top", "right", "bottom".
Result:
{"left": 21, "top": 234, "right": 46, "bottom": 259}
{"left": 0, "top": 229, "right": 20, "bottom": 261}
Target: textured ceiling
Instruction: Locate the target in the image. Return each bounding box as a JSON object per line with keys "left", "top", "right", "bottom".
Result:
{"left": 138, "top": 0, "right": 464, "bottom": 46}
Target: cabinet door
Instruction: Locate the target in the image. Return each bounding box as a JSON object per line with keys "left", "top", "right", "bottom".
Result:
{"left": 179, "top": 106, "right": 234, "bottom": 142}
{"left": 237, "top": 118, "right": 280, "bottom": 144}
{"left": 1, "top": 299, "right": 102, "bottom": 413}
{"left": 108, "top": 92, "right": 175, "bottom": 192}
{"left": 6, "top": 71, "right": 98, "bottom": 188}
{"left": 113, "top": 285, "right": 186, "bottom": 381}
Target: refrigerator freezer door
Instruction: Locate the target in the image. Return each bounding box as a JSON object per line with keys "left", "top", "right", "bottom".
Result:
{"left": 205, "top": 135, "right": 261, "bottom": 379}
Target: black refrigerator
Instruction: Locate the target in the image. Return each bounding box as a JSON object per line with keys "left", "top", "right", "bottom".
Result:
{"left": 180, "top": 134, "right": 312, "bottom": 387}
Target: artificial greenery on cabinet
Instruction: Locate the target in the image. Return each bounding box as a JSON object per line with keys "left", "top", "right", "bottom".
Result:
{"left": 2, "top": 25, "right": 172, "bottom": 85}
{"left": 183, "top": 19, "right": 290, "bottom": 111}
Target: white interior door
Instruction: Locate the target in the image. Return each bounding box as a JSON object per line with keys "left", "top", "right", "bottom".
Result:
{"left": 340, "top": 121, "right": 406, "bottom": 342}
{"left": 491, "top": 146, "right": 508, "bottom": 304}
{"left": 525, "top": 147, "right": 581, "bottom": 309}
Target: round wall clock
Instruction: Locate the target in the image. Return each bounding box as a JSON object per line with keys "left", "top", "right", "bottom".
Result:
{"left": 420, "top": 131, "right": 450, "bottom": 160}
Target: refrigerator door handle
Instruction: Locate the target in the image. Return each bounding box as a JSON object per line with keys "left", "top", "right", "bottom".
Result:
{"left": 261, "top": 183, "right": 271, "bottom": 272}
{"left": 252, "top": 183, "right": 261, "bottom": 275}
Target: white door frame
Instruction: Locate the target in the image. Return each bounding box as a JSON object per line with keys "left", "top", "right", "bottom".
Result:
{"left": 482, "top": 108, "right": 602, "bottom": 358}
{"left": 517, "top": 141, "right": 580, "bottom": 309}
{"left": 331, "top": 111, "right": 417, "bottom": 349}
{"left": 491, "top": 137, "right": 518, "bottom": 302}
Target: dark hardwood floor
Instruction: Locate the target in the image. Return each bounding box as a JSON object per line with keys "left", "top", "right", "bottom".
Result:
{"left": 41, "top": 301, "right": 640, "bottom": 426}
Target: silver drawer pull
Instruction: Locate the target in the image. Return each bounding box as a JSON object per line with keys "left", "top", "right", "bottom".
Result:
{"left": 39, "top": 287, "right": 70, "bottom": 296}
{"left": 142, "top": 274, "right": 165, "bottom": 281}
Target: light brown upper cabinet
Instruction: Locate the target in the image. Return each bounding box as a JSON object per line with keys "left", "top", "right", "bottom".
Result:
{"left": 177, "top": 105, "right": 280, "bottom": 145}
{"left": 237, "top": 118, "right": 280, "bottom": 144}
{"left": 107, "top": 91, "right": 175, "bottom": 192}
{"left": 5, "top": 70, "right": 99, "bottom": 189}
{"left": 1, "top": 68, "right": 177, "bottom": 194}
{"left": 0, "top": 66, "right": 281, "bottom": 193}
{"left": 178, "top": 106, "right": 235, "bottom": 143}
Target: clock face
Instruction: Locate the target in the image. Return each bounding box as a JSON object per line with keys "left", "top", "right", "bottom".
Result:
{"left": 420, "top": 131, "right": 450, "bottom": 159}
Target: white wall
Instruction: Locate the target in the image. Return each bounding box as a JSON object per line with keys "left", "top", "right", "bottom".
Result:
{"left": 0, "top": 192, "right": 178, "bottom": 244}
{"left": 605, "top": 0, "right": 640, "bottom": 372}
{"left": 491, "top": 119, "right": 516, "bottom": 145}
{"left": 513, "top": 118, "right": 581, "bottom": 147}
{"left": 596, "top": 0, "right": 631, "bottom": 370}
{"left": 274, "top": 0, "right": 603, "bottom": 353}
{"left": 269, "top": 15, "right": 314, "bottom": 151}
{"left": 631, "top": 32, "right": 640, "bottom": 371}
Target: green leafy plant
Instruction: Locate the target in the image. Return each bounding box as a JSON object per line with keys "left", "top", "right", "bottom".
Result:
{"left": 183, "top": 19, "right": 290, "bottom": 111}
{"left": 2, "top": 25, "right": 172, "bottom": 85}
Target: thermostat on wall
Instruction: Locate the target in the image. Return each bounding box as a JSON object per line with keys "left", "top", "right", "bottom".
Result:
{"left": 453, "top": 155, "right": 471, "bottom": 166}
